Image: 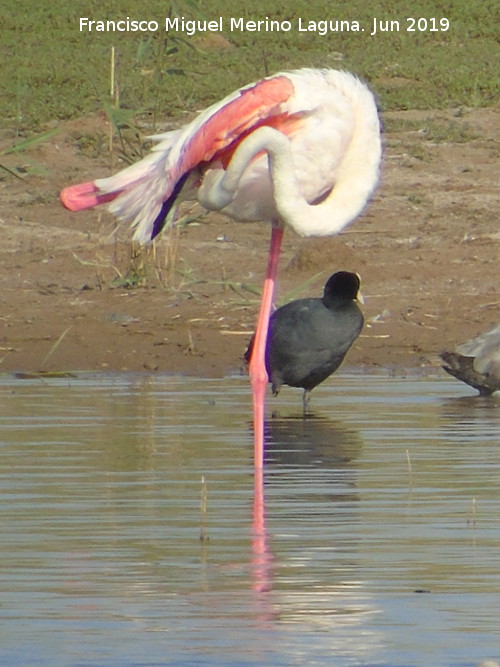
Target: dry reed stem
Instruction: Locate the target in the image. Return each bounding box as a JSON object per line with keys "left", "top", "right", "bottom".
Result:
{"left": 199, "top": 475, "right": 209, "bottom": 543}
{"left": 40, "top": 326, "right": 72, "bottom": 369}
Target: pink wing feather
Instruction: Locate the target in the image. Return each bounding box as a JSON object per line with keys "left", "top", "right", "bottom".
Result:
{"left": 60, "top": 75, "right": 295, "bottom": 240}
{"left": 177, "top": 76, "right": 294, "bottom": 168}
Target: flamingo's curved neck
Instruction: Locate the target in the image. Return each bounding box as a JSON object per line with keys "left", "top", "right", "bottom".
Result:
{"left": 198, "top": 122, "right": 380, "bottom": 238}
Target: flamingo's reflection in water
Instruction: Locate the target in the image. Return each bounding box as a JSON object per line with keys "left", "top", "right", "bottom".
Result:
{"left": 252, "top": 413, "right": 365, "bottom": 624}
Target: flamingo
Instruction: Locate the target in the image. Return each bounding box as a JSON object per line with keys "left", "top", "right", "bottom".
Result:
{"left": 60, "top": 68, "right": 382, "bottom": 468}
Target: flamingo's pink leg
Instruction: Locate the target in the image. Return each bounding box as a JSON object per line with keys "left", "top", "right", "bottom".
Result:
{"left": 249, "top": 223, "right": 284, "bottom": 468}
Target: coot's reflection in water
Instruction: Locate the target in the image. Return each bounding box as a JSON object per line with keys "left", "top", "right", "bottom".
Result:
{"left": 265, "top": 412, "right": 363, "bottom": 468}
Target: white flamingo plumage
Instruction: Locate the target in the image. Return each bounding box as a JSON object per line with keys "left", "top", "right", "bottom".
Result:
{"left": 60, "top": 68, "right": 382, "bottom": 468}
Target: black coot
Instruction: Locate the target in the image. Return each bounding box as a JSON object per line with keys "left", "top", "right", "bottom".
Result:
{"left": 246, "top": 271, "right": 364, "bottom": 410}
{"left": 440, "top": 324, "right": 500, "bottom": 395}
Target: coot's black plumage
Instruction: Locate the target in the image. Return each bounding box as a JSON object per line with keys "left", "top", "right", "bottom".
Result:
{"left": 246, "top": 271, "right": 364, "bottom": 409}
{"left": 440, "top": 324, "right": 500, "bottom": 395}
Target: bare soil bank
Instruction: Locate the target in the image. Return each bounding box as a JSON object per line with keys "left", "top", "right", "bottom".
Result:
{"left": 0, "top": 106, "right": 498, "bottom": 380}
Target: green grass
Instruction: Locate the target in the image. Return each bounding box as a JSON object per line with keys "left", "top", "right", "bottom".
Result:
{"left": 1, "top": 0, "right": 498, "bottom": 132}
{"left": 384, "top": 115, "right": 480, "bottom": 143}
{"left": 421, "top": 119, "right": 480, "bottom": 143}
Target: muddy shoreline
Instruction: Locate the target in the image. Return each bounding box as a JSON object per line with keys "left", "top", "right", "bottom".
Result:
{"left": 0, "top": 107, "right": 498, "bottom": 381}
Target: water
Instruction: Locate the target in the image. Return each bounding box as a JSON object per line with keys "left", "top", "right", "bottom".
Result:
{"left": 0, "top": 372, "right": 499, "bottom": 666}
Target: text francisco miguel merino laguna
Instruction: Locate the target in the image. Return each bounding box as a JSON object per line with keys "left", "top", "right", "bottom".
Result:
{"left": 79, "top": 16, "right": 450, "bottom": 36}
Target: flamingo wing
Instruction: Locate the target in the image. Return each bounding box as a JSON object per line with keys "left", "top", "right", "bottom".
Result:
{"left": 60, "top": 75, "right": 295, "bottom": 241}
